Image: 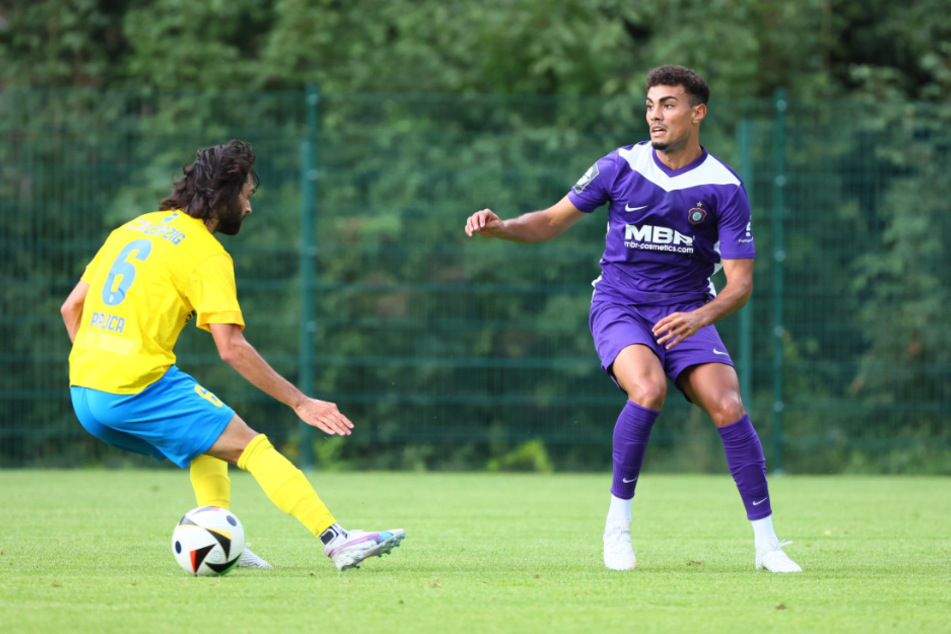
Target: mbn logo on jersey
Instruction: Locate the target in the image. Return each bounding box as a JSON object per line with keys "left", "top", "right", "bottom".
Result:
{"left": 624, "top": 224, "right": 694, "bottom": 253}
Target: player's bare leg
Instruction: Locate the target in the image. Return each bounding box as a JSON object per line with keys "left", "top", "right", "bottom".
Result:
{"left": 602, "top": 345, "right": 666, "bottom": 570}
{"left": 681, "top": 364, "right": 802, "bottom": 573}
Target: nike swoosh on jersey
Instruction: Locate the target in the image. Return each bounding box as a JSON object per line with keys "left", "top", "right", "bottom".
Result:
{"left": 624, "top": 204, "right": 648, "bottom": 212}
{"left": 713, "top": 348, "right": 729, "bottom": 355}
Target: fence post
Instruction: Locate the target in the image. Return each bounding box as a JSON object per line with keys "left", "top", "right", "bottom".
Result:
{"left": 737, "top": 119, "right": 753, "bottom": 402}
{"left": 771, "top": 89, "right": 787, "bottom": 474}
{"left": 298, "top": 83, "right": 319, "bottom": 469}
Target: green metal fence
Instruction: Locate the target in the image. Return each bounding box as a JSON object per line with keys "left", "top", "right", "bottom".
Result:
{"left": 2, "top": 87, "right": 949, "bottom": 473}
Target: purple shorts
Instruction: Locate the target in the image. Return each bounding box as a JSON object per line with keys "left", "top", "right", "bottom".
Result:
{"left": 589, "top": 298, "right": 734, "bottom": 396}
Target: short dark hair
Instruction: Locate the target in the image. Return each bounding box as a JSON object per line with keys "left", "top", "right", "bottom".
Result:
{"left": 646, "top": 65, "right": 710, "bottom": 106}
{"left": 160, "top": 140, "right": 258, "bottom": 220}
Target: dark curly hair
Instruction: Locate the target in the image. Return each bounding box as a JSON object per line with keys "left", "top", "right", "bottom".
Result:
{"left": 159, "top": 140, "right": 258, "bottom": 221}
{"left": 646, "top": 65, "right": 710, "bottom": 106}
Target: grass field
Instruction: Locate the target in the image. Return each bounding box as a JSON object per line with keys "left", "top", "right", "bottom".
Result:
{"left": 1, "top": 470, "right": 948, "bottom": 633}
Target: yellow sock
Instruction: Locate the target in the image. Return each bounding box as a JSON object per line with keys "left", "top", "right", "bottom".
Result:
{"left": 189, "top": 454, "right": 231, "bottom": 508}
{"left": 237, "top": 434, "right": 336, "bottom": 539}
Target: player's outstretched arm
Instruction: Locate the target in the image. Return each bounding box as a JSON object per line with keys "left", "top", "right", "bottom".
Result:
{"left": 464, "top": 196, "right": 585, "bottom": 243}
{"left": 61, "top": 281, "right": 90, "bottom": 343}
{"left": 208, "top": 323, "right": 354, "bottom": 436}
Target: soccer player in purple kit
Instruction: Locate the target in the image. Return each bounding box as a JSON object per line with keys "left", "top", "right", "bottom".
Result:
{"left": 464, "top": 65, "right": 801, "bottom": 573}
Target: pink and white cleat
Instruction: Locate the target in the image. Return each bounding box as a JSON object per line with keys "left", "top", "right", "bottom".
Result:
{"left": 325, "top": 528, "right": 405, "bottom": 570}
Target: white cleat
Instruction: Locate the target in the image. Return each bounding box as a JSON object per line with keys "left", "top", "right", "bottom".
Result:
{"left": 603, "top": 522, "right": 637, "bottom": 570}
{"left": 756, "top": 540, "right": 802, "bottom": 573}
{"left": 326, "top": 529, "right": 405, "bottom": 571}
{"left": 237, "top": 546, "right": 274, "bottom": 569}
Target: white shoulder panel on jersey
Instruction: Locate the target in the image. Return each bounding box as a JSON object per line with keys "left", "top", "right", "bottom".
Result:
{"left": 618, "top": 143, "right": 740, "bottom": 192}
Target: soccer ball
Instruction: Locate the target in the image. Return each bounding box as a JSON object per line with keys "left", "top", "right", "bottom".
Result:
{"left": 171, "top": 506, "right": 245, "bottom": 576}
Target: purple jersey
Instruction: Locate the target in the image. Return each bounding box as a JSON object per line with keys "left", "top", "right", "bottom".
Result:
{"left": 567, "top": 141, "right": 755, "bottom": 306}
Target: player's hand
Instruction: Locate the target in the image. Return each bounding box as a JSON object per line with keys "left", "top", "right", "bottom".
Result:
{"left": 652, "top": 311, "right": 705, "bottom": 350}
{"left": 294, "top": 398, "right": 354, "bottom": 436}
{"left": 465, "top": 208, "right": 505, "bottom": 238}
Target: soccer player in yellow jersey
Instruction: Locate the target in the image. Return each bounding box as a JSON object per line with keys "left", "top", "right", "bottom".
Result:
{"left": 61, "top": 140, "right": 404, "bottom": 571}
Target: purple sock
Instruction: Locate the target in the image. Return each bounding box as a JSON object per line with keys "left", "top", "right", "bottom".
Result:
{"left": 718, "top": 415, "right": 771, "bottom": 520}
{"left": 610, "top": 401, "right": 659, "bottom": 499}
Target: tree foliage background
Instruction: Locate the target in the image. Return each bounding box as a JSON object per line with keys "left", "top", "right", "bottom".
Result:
{"left": 1, "top": 0, "right": 949, "bottom": 472}
{"left": 3, "top": 0, "right": 950, "bottom": 99}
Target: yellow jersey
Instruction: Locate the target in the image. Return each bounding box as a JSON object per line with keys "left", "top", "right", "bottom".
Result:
{"left": 68, "top": 210, "right": 245, "bottom": 393}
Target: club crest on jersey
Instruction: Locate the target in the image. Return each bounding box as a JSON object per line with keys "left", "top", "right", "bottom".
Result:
{"left": 688, "top": 201, "right": 707, "bottom": 225}
{"left": 572, "top": 164, "right": 599, "bottom": 193}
